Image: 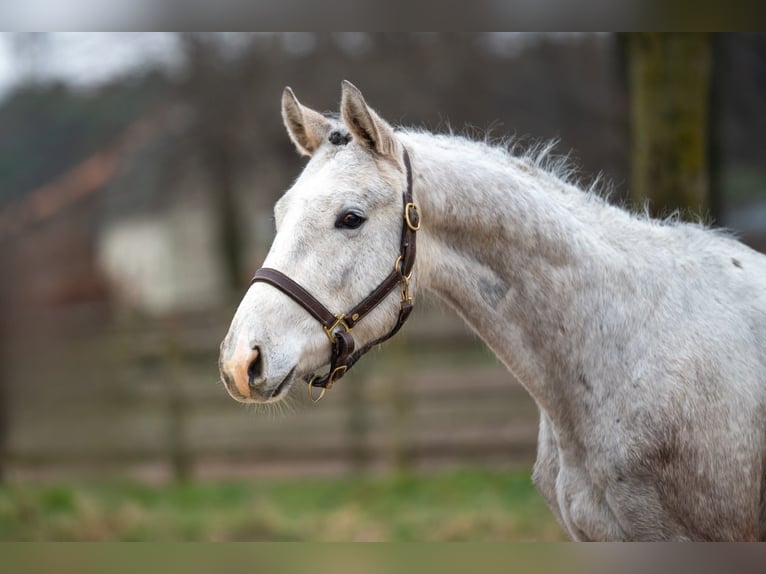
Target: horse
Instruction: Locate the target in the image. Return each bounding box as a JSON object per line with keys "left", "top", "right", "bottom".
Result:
{"left": 219, "top": 81, "right": 766, "bottom": 541}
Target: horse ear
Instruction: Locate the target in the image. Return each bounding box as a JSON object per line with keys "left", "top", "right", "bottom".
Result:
{"left": 281, "top": 87, "right": 331, "bottom": 157}
{"left": 340, "top": 80, "right": 398, "bottom": 158}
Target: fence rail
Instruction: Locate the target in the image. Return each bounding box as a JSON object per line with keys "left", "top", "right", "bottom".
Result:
{"left": 3, "top": 304, "right": 541, "bottom": 482}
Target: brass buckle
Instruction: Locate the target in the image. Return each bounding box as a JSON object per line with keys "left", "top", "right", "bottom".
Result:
{"left": 322, "top": 314, "right": 350, "bottom": 344}
{"left": 404, "top": 203, "right": 421, "bottom": 231}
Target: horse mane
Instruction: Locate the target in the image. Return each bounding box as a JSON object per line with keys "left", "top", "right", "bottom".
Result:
{"left": 400, "top": 123, "right": 729, "bottom": 237}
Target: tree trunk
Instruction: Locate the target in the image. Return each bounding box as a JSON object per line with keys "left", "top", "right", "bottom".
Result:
{"left": 179, "top": 33, "right": 245, "bottom": 296}
{"left": 0, "top": 348, "right": 6, "bottom": 484}
{"left": 207, "top": 144, "right": 243, "bottom": 294}
{"left": 628, "top": 33, "right": 713, "bottom": 219}
{"left": 165, "top": 328, "right": 191, "bottom": 483}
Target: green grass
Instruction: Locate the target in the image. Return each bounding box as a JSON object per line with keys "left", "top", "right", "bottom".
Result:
{"left": 0, "top": 469, "right": 565, "bottom": 541}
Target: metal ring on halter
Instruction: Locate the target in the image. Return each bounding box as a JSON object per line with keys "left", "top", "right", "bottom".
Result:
{"left": 307, "top": 376, "right": 329, "bottom": 403}
{"left": 394, "top": 255, "right": 412, "bottom": 279}
{"left": 307, "top": 365, "right": 347, "bottom": 403}
{"left": 394, "top": 255, "right": 414, "bottom": 305}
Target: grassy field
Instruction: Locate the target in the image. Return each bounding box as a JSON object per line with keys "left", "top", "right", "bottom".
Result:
{"left": 0, "top": 469, "right": 566, "bottom": 541}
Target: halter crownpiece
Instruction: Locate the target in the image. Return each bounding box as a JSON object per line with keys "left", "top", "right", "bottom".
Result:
{"left": 251, "top": 147, "right": 419, "bottom": 402}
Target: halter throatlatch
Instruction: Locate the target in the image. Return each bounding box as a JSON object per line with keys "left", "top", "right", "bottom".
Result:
{"left": 251, "top": 148, "right": 419, "bottom": 402}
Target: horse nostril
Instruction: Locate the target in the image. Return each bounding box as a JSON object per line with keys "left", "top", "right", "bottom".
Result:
{"left": 247, "top": 348, "right": 263, "bottom": 389}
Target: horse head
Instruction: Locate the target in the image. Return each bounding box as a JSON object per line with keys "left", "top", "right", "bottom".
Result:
{"left": 219, "top": 81, "right": 418, "bottom": 403}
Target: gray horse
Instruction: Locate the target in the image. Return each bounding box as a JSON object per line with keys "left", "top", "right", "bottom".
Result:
{"left": 219, "top": 82, "right": 766, "bottom": 540}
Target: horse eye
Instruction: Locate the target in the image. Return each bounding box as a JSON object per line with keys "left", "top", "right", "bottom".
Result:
{"left": 335, "top": 210, "right": 366, "bottom": 230}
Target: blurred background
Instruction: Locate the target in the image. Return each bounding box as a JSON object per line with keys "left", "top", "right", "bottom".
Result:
{"left": 0, "top": 32, "right": 764, "bottom": 541}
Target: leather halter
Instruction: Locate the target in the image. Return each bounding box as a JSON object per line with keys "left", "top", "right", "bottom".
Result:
{"left": 251, "top": 148, "right": 420, "bottom": 402}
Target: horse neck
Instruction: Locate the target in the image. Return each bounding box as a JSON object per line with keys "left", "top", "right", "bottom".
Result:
{"left": 401, "top": 132, "right": 626, "bottom": 410}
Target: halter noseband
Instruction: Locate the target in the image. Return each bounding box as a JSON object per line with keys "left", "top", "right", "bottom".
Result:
{"left": 251, "top": 148, "right": 420, "bottom": 402}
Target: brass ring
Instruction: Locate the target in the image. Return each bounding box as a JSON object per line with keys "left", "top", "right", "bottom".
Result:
{"left": 308, "top": 377, "right": 328, "bottom": 403}
{"left": 394, "top": 255, "right": 403, "bottom": 274}
{"left": 329, "top": 365, "right": 347, "bottom": 384}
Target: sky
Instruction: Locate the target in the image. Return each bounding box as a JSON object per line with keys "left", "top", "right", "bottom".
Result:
{"left": 0, "top": 35, "right": 18, "bottom": 98}
{"left": 0, "top": 33, "right": 184, "bottom": 102}
{"left": 0, "top": 33, "right": 578, "bottom": 105}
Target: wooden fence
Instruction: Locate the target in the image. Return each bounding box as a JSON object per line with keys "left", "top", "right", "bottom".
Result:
{"left": 3, "top": 301, "right": 540, "bottom": 482}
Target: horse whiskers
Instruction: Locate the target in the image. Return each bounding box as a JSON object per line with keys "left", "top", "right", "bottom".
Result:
{"left": 245, "top": 386, "right": 303, "bottom": 418}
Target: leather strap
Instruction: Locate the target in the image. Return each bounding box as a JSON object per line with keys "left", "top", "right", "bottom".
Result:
{"left": 251, "top": 147, "right": 418, "bottom": 392}
{"left": 343, "top": 270, "right": 401, "bottom": 328}
{"left": 251, "top": 268, "right": 336, "bottom": 328}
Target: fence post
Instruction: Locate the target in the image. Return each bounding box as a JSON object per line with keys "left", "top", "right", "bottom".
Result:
{"left": 345, "top": 361, "right": 371, "bottom": 475}
{"left": 0, "top": 244, "right": 9, "bottom": 484}
{"left": 0, "top": 336, "right": 6, "bottom": 484}
{"left": 164, "top": 326, "right": 191, "bottom": 483}
{"left": 387, "top": 334, "right": 414, "bottom": 474}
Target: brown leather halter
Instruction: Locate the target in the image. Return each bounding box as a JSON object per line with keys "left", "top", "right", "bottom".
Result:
{"left": 251, "top": 148, "right": 420, "bottom": 402}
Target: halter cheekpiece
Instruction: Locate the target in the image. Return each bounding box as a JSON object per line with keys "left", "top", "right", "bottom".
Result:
{"left": 251, "top": 148, "right": 420, "bottom": 402}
